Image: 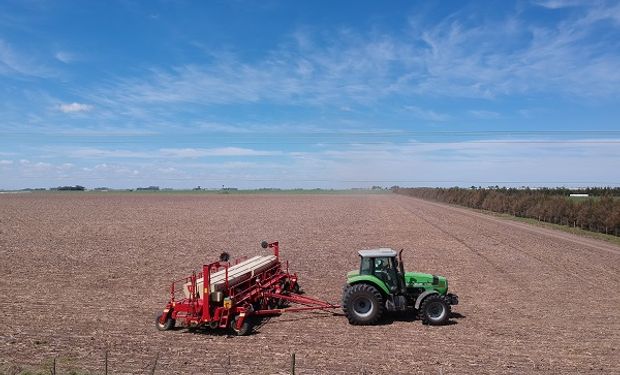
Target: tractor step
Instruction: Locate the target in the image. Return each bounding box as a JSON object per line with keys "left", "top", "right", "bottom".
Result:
{"left": 445, "top": 293, "right": 459, "bottom": 305}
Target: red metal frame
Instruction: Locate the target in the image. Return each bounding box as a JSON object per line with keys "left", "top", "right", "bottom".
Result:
{"left": 158, "top": 241, "right": 340, "bottom": 333}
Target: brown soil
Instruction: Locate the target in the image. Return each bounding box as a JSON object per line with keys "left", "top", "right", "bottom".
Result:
{"left": 1, "top": 193, "right": 618, "bottom": 374}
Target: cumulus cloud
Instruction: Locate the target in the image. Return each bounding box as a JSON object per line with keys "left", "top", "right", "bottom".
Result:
{"left": 58, "top": 102, "right": 94, "bottom": 113}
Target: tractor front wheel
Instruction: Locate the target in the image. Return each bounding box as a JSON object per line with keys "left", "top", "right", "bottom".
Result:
{"left": 342, "top": 284, "right": 384, "bottom": 325}
{"left": 419, "top": 294, "right": 451, "bottom": 325}
{"left": 155, "top": 313, "right": 175, "bottom": 331}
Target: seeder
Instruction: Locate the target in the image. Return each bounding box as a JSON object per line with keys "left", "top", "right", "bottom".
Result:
{"left": 156, "top": 241, "right": 340, "bottom": 335}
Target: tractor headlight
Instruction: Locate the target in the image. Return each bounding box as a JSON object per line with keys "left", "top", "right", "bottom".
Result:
{"left": 439, "top": 278, "right": 447, "bottom": 288}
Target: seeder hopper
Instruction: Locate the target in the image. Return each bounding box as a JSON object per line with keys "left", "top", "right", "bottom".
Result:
{"left": 156, "top": 241, "right": 339, "bottom": 335}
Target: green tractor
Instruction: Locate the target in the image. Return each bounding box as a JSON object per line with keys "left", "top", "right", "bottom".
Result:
{"left": 342, "top": 248, "right": 459, "bottom": 325}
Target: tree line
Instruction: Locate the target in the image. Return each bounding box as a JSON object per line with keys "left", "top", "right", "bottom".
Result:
{"left": 394, "top": 187, "right": 620, "bottom": 237}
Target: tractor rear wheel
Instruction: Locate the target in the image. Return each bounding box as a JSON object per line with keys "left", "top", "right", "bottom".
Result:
{"left": 419, "top": 294, "right": 451, "bottom": 325}
{"left": 155, "top": 313, "right": 175, "bottom": 331}
{"left": 230, "top": 315, "right": 251, "bottom": 336}
{"left": 342, "top": 284, "right": 384, "bottom": 325}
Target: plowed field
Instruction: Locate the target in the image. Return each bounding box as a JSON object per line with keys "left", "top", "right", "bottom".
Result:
{"left": 1, "top": 193, "right": 619, "bottom": 374}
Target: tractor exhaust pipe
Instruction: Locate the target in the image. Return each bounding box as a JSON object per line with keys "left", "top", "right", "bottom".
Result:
{"left": 398, "top": 249, "right": 407, "bottom": 294}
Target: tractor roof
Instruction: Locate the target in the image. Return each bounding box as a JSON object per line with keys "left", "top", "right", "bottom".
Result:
{"left": 358, "top": 248, "right": 397, "bottom": 258}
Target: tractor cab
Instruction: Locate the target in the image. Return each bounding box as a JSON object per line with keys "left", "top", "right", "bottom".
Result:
{"left": 358, "top": 249, "right": 401, "bottom": 293}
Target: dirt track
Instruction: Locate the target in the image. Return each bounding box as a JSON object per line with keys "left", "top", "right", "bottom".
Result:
{"left": 1, "top": 193, "right": 619, "bottom": 374}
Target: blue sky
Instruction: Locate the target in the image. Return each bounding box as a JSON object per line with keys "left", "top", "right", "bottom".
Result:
{"left": 0, "top": 0, "right": 619, "bottom": 189}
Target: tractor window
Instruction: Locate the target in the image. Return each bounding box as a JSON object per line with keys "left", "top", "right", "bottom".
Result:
{"left": 360, "top": 257, "right": 373, "bottom": 275}
{"left": 374, "top": 257, "right": 398, "bottom": 289}
{"left": 374, "top": 257, "right": 392, "bottom": 272}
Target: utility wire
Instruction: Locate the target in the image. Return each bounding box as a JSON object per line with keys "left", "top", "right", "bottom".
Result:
{"left": 10, "top": 176, "right": 620, "bottom": 184}
{"left": 3, "top": 140, "right": 620, "bottom": 145}
{"left": 1, "top": 130, "right": 620, "bottom": 137}
{"left": 2, "top": 130, "right": 619, "bottom": 145}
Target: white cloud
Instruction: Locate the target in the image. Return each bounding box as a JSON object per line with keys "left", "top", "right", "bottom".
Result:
{"left": 54, "top": 51, "right": 76, "bottom": 64}
{"left": 468, "top": 110, "right": 501, "bottom": 119}
{"left": 2, "top": 139, "right": 618, "bottom": 189}
{"left": 69, "top": 147, "right": 280, "bottom": 159}
{"left": 532, "top": 0, "right": 586, "bottom": 9}
{"left": 159, "top": 147, "right": 281, "bottom": 158}
{"left": 0, "top": 159, "right": 13, "bottom": 165}
{"left": 32, "top": 161, "right": 52, "bottom": 169}
{"left": 0, "top": 39, "right": 50, "bottom": 77}
{"left": 404, "top": 106, "right": 452, "bottom": 122}
{"left": 70, "top": 149, "right": 150, "bottom": 158}
{"left": 197, "top": 122, "right": 252, "bottom": 133}
{"left": 285, "top": 138, "right": 620, "bottom": 186}
{"left": 78, "top": 1, "right": 619, "bottom": 115}
{"left": 580, "top": 2, "right": 620, "bottom": 26}
{"left": 58, "top": 102, "right": 93, "bottom": 113}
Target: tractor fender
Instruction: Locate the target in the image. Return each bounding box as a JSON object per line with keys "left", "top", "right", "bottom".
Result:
{"left": 347, "top": 275, "right": 391, "bottom": 296}
{"left": 414, "top": 290, "right": 439, "bottom": 310}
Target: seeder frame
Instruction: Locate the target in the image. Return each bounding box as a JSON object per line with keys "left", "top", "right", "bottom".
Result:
{"left": 157, "top": 241, "right": 340, "bottom": 335}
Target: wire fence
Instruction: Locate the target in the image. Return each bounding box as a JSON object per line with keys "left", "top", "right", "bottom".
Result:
{"left": 6, "top": 352, "right": 317, "bottom": 375}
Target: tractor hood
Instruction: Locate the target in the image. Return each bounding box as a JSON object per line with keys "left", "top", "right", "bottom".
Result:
{"left": 405, "top": 272, "right": 448, "bottom": 294}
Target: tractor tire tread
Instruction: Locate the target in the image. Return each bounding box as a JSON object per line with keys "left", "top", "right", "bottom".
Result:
{"left": 419, "top": 294, "right": 451, "bottom": 326}
{"left": 342, "top": 283, "right": 384, "bottom": 325}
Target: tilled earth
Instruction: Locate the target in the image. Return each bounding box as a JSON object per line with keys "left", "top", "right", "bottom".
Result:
{"left": 1, "top": 193, "right": 619, "bottom": 374}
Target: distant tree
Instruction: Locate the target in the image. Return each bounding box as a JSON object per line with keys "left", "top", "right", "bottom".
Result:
{"left": 394, "top": 187, "right": 619, "bottom": 237}
{"left": 54, "top": 185, "right": 85, "bottom": 191}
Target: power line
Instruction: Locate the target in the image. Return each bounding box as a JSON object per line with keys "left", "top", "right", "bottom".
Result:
{"left": 2, "top": 129, "right": 619, "bottom": 146}
{"left": 3, "top": 139, "right": 620, "bottom": 145}
{"left": 1, "top": 130, "right": 620, "bottom": 137}
{"left": 9, "top": 176, "right": 620, "bottom": 184}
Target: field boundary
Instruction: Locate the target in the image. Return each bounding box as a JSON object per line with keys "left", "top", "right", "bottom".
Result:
{"left": 485, "top": 210, "right": 620, "bottom": 246}
{"left": 396, "top": 194, "right": 620, "bottom": 251}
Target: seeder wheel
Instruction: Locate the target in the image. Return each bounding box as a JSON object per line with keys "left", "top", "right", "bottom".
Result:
{"left": 155, "top": 313, "right": 175, "bottom": 331}
{"left": 292, "top": 282, "right": 303, "bottom": 294}
{"left": 230, "top": 315, "right": 252, "bottom": 336}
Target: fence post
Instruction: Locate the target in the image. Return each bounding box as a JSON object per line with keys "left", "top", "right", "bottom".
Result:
{"left": 290, "top": 352, "right": 296, "bottom": 375}
{"left": 104, "top": 350, "right": 108, "bottom": 375}
{"left": 150, "top": 352, "right": 159, "bottom": 375}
